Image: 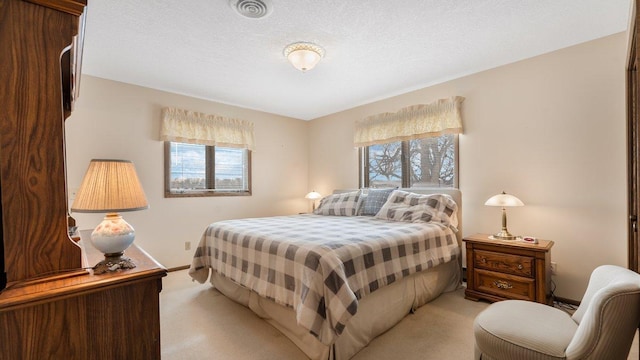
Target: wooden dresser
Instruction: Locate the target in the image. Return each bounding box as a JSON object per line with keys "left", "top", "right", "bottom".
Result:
{"left": 0, "top": 1, "right": 167, "bottom": 358}
{"left": 0, "top": 243, "right": 166, "bottom": 359}
{"left": 464, "top": 233, "right": 554, "bottom": 304}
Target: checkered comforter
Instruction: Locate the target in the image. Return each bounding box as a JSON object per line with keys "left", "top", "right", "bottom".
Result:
{"left": 189, "top": 214, "right": 460, "bottom": 345}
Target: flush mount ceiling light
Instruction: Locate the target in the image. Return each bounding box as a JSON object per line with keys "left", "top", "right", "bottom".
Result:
{"left": 229, "top": 0, "right": 272, "bottom": 19}
{"left": 283, "top": 42, "right": 325, "bottom": 72}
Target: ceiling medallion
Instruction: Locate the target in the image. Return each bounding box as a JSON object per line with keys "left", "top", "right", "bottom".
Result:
{"left": 283, "top": 42, "right": 325, "bottom": 72}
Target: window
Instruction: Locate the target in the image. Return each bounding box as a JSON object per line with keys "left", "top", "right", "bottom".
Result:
{"left": 164, "top": 141, "right": 251, "bottom": 197}
{"left": 353, "top": 97, "right": 463, "bottom": 188}
{"left": 360, "top": 134, "right": 458, "bottom": 188}
{"left": 160, "top": 107, "right": 255, "bottom": 197}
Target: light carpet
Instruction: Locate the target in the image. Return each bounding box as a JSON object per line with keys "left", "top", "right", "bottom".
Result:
{"left": 161, "top": 270, "right": 639, "bottom": 360}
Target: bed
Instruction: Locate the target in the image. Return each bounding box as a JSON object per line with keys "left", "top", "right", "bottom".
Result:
{"left": 189, "top": 188, "right": 463, "bottom": 359}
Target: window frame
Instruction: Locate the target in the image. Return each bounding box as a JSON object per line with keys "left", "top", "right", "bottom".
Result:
{"left": 359, "top": 134, "right": 459, "bottom": 189}
{"left": 164, "top": 141, "right": 252, "bottom": 198}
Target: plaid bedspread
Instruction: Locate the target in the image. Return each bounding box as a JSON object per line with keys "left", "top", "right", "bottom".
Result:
{"left": 189, "top": 214, "right": 459, "bottom": 345}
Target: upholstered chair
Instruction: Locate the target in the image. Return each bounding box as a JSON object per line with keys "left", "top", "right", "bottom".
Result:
{"left": 473, "top": 265, "right": 640, "bottom": 360}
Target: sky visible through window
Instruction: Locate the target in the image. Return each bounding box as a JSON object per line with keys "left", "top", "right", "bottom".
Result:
{"left": 169, "top": 142, "right": 246, "bottom": 190}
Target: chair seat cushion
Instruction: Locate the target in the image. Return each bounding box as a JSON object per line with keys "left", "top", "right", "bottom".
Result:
{"left": 474, "top": 300, "right": 578, "bottom": 360}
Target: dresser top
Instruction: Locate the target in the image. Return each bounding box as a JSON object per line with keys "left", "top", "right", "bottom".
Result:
{"left": 463, "top": 233, "right": 554, "bottom": 251}
{"left": 0, "top": 243, "right": 166, "bottom": 311}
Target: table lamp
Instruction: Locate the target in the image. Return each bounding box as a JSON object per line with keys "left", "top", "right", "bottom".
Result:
{"left": 305, "top": 191, "right": 322, "bottom": 211}
{"left": 484, "top": 191, "right": 524, "bottom": 240}
{"left": 71, "top": 159, "right": 149, "bottom": 274}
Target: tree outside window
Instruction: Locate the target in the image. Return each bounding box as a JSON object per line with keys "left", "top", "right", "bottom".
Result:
{"left": 361, "top": 134, "right": 457, "bottom": 188}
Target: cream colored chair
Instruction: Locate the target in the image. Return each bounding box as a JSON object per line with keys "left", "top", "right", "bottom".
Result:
{"left": 473, "top": 265, "right": 640, "bottom": 360}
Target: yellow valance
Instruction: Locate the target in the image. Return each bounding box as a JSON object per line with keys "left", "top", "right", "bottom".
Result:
{"left": 354, "top": 96, "right": 464, "bottom": 147}
{"left": 160, "top": 107, "right": 255, "bottom": 150}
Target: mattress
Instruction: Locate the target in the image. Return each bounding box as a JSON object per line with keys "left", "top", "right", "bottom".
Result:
{"left": 189, "top": 213, "right": 460, "bottom": 352}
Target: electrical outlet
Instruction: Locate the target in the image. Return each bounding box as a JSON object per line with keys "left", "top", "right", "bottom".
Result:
{"left": 550, "top": 261, "right": 557, "bottom": 275}
{"left": 185, "top": 241, "right": 191, "bottom": 251}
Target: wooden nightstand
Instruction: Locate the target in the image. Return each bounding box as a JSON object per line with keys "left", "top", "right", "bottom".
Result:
{"left": 464, "top": 233, "right": 554, "bottom": 304}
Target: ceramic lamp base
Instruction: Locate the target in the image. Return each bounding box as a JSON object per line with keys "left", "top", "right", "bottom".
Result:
{"left": 93, "top": 253, "right": 136, "bottom": 274}
{"left": 90, "top": 213, "right": 137, "bottom": 273}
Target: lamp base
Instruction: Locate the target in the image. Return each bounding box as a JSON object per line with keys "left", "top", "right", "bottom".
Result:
{"left": 491, "top": 230, "right": 517, "bottom": 240}
{"left": 93, "top": 252, "right": 136, "bottom": 274}
{"left": 90, "top": 213, "right": 135, "bottom": 254}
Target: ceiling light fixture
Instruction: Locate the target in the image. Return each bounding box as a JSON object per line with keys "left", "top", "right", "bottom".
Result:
{"left": 283, "top": 42, "right": 325, "bottom": 72}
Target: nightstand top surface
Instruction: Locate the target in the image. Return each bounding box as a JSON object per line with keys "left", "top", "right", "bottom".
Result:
{"left": 463, "top": 233, "right": 554, "bottom": 251}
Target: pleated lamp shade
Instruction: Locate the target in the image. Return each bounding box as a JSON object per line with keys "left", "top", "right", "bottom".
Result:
{"left": 71, "top": 159, "right": 148, "bottom": 213}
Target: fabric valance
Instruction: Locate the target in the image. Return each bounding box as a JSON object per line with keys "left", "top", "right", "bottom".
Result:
{"left": 160, "top": 107, "right": 255, "bottom": 150}
{"left": 353, "top": 96, "right": 464, "bottom": 147}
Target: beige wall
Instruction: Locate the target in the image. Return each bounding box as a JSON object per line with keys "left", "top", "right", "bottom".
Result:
{"left": 66, "top": 76, "right": 309, "bottom": 269}
{"left": 308, "top": 32, "right": 627, "bottom": 300}
{"left": 69, "top": 32, "right": 627, "bottom": 300}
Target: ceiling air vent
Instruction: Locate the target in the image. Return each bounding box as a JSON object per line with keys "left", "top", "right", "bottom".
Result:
{"left": 229, "top": 0, "right": 272, "bottom": 19}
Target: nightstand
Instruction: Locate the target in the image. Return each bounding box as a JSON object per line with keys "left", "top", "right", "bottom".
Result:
{"left": 463, "top": 233, "right": 554, "bottom": 304}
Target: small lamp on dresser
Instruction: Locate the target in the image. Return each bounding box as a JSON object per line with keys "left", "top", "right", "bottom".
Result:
{"left": 71, "top": 159, "right": 149, "bottom": 274}
{"left": 305, "top": 191, "right": 322, "bottom": 211}
{"left": 484, "top": 191, "right": 524, "bottom": 240}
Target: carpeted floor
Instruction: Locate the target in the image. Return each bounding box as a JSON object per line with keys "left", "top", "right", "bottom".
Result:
{"left": 160, "top": 270, "right": 639, "bottom": 360}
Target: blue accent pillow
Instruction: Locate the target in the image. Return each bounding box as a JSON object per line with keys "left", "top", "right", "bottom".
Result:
{"left": 361, "top": 188, "right": 396, "bottom": 216}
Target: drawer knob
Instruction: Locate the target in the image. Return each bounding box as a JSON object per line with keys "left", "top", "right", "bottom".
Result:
{"left": 493, "top": 280, "right": 513, "bottom": 290}
{"left": 517, "top": 264, "right": 523, "bottom": 270}
{"left": 481, "top": 257, "right": 487, "bottom": 264}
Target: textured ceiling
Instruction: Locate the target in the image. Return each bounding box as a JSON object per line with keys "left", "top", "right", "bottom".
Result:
{"left": 82, "top": 0, "right": 631, "bottom": 120}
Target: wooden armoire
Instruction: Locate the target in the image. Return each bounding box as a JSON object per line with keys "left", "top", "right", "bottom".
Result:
{"left": 0, "top": 1, "right": 167, "bottom": 359}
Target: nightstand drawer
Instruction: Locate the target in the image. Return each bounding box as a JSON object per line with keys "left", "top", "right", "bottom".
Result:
{"left": 474, "top": 250, "right": 534, "bottom": 278}
{"left": 474, "top": 269, "right": 535, "bottom": 301}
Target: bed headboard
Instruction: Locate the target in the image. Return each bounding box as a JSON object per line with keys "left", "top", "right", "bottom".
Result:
{"left": 333, "top": 188, "right": 463, "bottom": 247}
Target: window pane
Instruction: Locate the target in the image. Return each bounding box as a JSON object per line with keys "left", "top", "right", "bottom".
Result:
{"left": 165, "top": 142, "right": 251, "bottom": 197}
{"left": 360, "top": 135, "right": 457, "bottom": 189}
{"left": 169, "top": 142, "right": 206, "bottom": 190}
{"left": 367, "top": 142, "right": 402, "bottom": 188}
{"left": 409, "top": 134, "right": 455, "bottom": 187}
{"left": 215, "top": 147, "right": 248, "bottom": 191}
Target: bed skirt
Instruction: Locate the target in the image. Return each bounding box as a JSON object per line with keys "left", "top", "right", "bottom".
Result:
{"left": 208, "top": 259, "right": 461, "bottom": 360}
